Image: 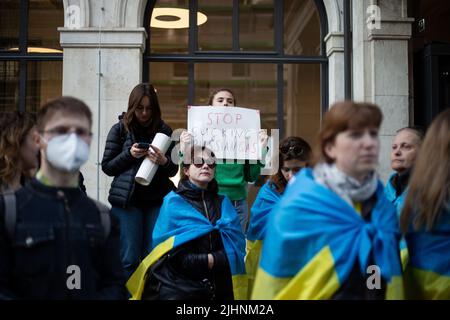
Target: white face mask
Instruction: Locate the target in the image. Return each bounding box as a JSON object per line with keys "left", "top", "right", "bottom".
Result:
{"left": 45, "top": 133, "right": 90, "bottom": 172}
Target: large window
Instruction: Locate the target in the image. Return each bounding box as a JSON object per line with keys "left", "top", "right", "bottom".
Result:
{"left": 0, "top": 0, "right": 63, "bottom": 112}
{"left": 144, "top": 0, "right": 328, "bottom": 143}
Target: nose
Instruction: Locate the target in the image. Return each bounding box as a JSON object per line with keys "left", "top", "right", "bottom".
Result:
{"left": 362, "top": 133, "right": 377, "bottom": 148}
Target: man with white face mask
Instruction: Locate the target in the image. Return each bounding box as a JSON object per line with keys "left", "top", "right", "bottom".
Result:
{"left": 0, "top": 97, "right": 126, "bottom": 299}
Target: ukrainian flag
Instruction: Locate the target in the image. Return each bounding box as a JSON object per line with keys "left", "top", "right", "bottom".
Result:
{"left": 403, "top": 210, "right": 450, "bottom": 299}
{"left": 252, "top": 168, "right": 404, "bottom": 300}
{"left": 246, "top": 181, "right": 281, "bottom": 298}
{"left": 385, "top": 173, "right": 409, "bottom": 268}
{"left": 126, "top": 191, "right": 247, "bottom": 300}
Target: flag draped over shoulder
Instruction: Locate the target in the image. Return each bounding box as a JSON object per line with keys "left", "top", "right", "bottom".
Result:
{"left": 126, "top": 191, "right": 247, "bottom": 300}
{"left": 384, "top": 173, "right": 409, "bottom": 269}
{"left": 404, "top": 209, "right": 450, "bottom": 299}
{"left": 252, "top": 168, "right": 404, "bottom": 300}
{"left": 246, "top": 181, "right": 281, "bottom": 298}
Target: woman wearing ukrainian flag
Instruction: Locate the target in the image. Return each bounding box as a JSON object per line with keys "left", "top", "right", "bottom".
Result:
{"left": 126, "top": 145, "right": 247, "bottom": 300}
{"left": 401, "top": 108, "right": 450, "bottom": 299}
{"left": 252, "top": 101, "right": 403, "bottom": 300}
{"left": 246, "top": 136, "right": 311, "bottom": 296}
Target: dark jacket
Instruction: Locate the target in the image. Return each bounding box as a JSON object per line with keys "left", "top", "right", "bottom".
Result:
{"left": 101, "top": 117, "right": 178, "bottom": 209}
{"left": 147, "top": 179, "right": 234, "bottom": 300}
{"left": 0, "top": 179, "right": 127, "bottom": 300}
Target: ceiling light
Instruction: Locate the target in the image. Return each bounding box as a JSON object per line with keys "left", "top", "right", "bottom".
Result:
{"left": 9, "top": 47, "right": 63, "bottom": 53}
{"left": 151, "top": 8, "right": 207, "bottom": 29}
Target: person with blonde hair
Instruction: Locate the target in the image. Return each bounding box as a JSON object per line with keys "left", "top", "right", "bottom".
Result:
{"left": 401, "top": 108, "right": 450, "bottom": 299}
{"left": 252, "top": 101, "right": 403, "bottom": 300}
{"left": 0, "top": 111, "right": 39, "bottom": 192}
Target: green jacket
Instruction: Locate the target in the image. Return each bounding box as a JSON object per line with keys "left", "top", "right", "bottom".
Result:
{"left": 215, "top": 162, "right": 264, "bottom": 201}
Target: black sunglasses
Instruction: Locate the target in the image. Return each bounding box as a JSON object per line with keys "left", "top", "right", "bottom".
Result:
{"left": 192, "top": 158, "right": 216, "bottom": 169}
{"left": 280, "top": 145, "right": 304, "bottom": 156}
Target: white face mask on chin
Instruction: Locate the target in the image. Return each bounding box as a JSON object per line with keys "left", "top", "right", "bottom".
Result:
{"left": 45, "top": 133, "right": 90, "bottom": 172}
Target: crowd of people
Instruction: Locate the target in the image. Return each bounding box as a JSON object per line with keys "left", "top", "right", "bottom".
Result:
{"left": 0, "top": 83, "right": 449, "bottom": 300}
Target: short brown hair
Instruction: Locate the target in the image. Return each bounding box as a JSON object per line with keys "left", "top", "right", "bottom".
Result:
{"left": 313, "top": 101, "right": 383, "bottom": 165}
{"left": 37, "top": 96, "right": 92, "bottom": 131}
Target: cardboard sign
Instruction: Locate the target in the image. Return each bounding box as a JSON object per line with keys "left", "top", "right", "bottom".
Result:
{"left": 187, "top": 106, "right": 262, "bottom": 160}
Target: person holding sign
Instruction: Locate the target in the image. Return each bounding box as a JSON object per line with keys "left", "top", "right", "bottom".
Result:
{"left": 181, "top": 88, "right": 268, "bottom": 234}
{"left": 102, "top": 83, "right": 178, "bottom": 279}
{"left": 246, "top": 136, "right": 311, "bottom": 297}
{"left": 252, "top": 101, "right": 403, "bottom": 300}
{"left": 126, "top": 146, "right": 246, "bottom": 300}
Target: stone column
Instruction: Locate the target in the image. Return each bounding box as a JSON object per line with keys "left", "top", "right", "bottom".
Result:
{"left": 60, "top": 0, "right": 147, "bottom": 203}
{"left": 364, "top": 0, "right": 413, "bottom": 181}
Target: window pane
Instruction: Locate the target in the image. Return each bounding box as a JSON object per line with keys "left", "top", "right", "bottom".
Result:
{"left": 26, "top": 61, "right": 62, "bottom": 112}
{"left": 150, "top": 0, "right": 189, "bottom": 54}
{"left": 148, "top": 62, "right": 189, "bottom": 130}
{"left": 198, "top": 0, "right": 233, "bottom": 51}
{"left": 195, "top": 63, "right": 277, "bottom": 130}
{"left": 284, "top": 63, "right": 321, "bottom": 146}
{"left": 28, "top": 0, "right": 64, "bottom": 53}
{"left": 0, "top": 61, "right": 20, "bottom": 112}
{"left": 0, "top": 0, "right": 20, "bottom": 51}
{"left": 284, "top": 0, "right": 321, "bottom": 55}
{"left": 239, "top": 0, "right": 274, "bottom": 51}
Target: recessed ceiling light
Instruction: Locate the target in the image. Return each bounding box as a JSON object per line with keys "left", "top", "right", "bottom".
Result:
{"left": 151, "top": 8, "right": 207, "bottom": 29}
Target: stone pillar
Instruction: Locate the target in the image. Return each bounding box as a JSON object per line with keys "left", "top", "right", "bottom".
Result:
{"left": 325, "top": 32, "right": 345, "bottom": 105}
{"left": 370, "top": 1, "right": 413, "bottom": 182}
{"left": 60, "top": 0, "right": 147, "bottom": 203}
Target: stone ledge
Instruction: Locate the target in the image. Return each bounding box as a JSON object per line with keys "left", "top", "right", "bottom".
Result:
{"left": 324, "top": 32, "right": 344, "bottom": 56}
{"left": 368, "top": 18, "right": 414, "bottom": 41}
{"left": 59, "top": 28, "right": 147, "bottom": 51}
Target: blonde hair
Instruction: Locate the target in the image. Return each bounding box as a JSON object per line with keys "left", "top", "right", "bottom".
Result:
{"left": 401, "top": 109, "right": 450, "bottom": 232}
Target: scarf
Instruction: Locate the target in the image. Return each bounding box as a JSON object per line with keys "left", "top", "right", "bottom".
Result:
{"left": 313, "top": 162, "right": 378, "bottom": 207}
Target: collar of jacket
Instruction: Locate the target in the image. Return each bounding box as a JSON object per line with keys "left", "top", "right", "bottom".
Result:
{"left": 176, "top": 178, "right": 219, "bottom": 200}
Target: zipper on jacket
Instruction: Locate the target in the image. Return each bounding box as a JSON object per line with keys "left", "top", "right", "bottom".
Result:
{"left": 57, "top": 190, "right": 73, "bottom": 299}
{"left": 201, "top": 191, "right": 213, "bottom": 252}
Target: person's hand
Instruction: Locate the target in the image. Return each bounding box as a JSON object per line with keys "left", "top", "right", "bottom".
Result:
{"left": 180, "top": 130, "right": 193, "bottom": 153}
{"left": 147, "top": 145, "right": 168, "bottom": 166}
{"left": 258, "top": 130, "right": 269, "bottom": 149}
{"left": 130, "top": 143, "right": 148, "bottom": 159}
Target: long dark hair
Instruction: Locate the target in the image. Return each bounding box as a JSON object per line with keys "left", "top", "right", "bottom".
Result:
{"left": 401, "top": 109, "right": 450, "bottom": 232}
{"left": 0, "top": 111, "right": 36, "bottom": 187}
{"left": 124, "top": 83, "right": 162, "bottom": 136}
{"left": 269, "top": 136, "right": 312, "bottom": 193}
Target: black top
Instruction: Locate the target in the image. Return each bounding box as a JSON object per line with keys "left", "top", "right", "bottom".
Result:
{"left": 101, "top": 117, "right": 178, "bottom": 209}
{"left": 0, "top": 179, "right": 127, "bottom": 299}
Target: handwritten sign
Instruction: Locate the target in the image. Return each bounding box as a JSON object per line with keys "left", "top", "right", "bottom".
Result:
{"left": 187, "top": 106, "right": 261, "bottom": 160}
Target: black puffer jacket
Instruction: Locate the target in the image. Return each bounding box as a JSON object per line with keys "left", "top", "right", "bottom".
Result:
{"left": 101, "top": 117, "right": 178, "bottom": 208}
{"left": 167, "top": 179, "right": 234, "bottom": 300}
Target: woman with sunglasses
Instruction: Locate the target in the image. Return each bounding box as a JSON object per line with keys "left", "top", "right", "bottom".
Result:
{"left": 246, "top": 136, "right": 311, "bottom": 296}
{"left": 102, "top": 83, "right": 178, "bottom": 279}
{"left": 127, "top": 146, "right": 246, "bottom": 300}
{"left": 252, "top": 101, "right": 403, "bottom": 300}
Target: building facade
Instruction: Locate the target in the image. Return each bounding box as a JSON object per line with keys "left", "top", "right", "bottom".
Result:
{"left": 1, "top": 0, "right": 449, "bottom": 203}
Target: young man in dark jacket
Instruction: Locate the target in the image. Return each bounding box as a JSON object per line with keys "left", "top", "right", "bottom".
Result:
{"left": 0, "top": 96, "right": 127, "bottom": 300}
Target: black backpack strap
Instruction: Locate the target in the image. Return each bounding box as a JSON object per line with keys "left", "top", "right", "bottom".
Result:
{"left": 92, "top": 199, "right": 111, "bottom": 241}
{"left": 2, "top": 189, "right": 17, "bottom": 240}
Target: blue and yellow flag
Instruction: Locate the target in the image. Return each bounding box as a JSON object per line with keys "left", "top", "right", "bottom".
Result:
{"left": 246, "top": 181, "right": 281, "bottom": 298}
{"left": 403, "top": 209, "right": 450, "bottom": 299}
{"left": 252, "top": 168, "right": 404, "bottom": 300}
{"left": 126, "top": 191, "right": 247, "bottom": 300}
{"left": 384, "top": 173, "right": 409, "bottom": 269}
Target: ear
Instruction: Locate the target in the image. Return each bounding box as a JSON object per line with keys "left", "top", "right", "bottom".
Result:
{"left": 182, "top": 166, "right": 190, "bottom": 178}
{"left": 324, "top": 141, "right": 337, "bottom": 161}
